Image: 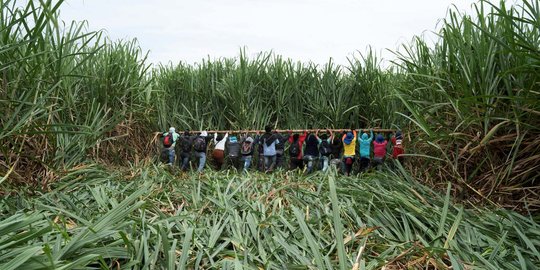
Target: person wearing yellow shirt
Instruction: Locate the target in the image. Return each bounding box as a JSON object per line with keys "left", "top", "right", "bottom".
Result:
{"left": 342, "top": 129, "right": 357, "bottom": 176}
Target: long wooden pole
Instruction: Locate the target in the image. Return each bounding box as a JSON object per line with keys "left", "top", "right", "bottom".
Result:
{"left": 184, "top": 128, "right": 396, "bottom": 134}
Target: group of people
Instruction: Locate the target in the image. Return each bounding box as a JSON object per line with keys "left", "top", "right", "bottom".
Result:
{"left": 160, "top": 126, "right": 405, "bottom": 175}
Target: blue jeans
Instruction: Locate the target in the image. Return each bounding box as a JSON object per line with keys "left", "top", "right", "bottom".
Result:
{"left": 194, "top": 151, "right": 206, "bottom": 172}
{"left": 180, "top": 152, "right": 190, "bottom": 171}
{"left": 304, "top": 155, "right": 317, "bottom": 173}
{"left": 241, "top": 155, "right": 252, "bottom": 172}
{"left": 264, "top": 155, "right": 277, "bottom": 171}
{"left": 320, "top": 156, "right": 329, "bottom": 172}
{"left": 167, "top": 149, "right": 175, "bottom": 165}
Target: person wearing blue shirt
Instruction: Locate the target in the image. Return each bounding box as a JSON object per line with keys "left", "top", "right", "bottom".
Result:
{"left": 358, "top": 129, "right": 374, "bottom": 172}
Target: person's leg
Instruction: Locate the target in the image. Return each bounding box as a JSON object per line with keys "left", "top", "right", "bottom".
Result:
{"left": 322, "top": 156, "right": 329, "bottom": 172}
{"left": 305, "top": 156, "right": 313, "bottom": 173}
{"left": 373, "top": 157, "right": 382, "bottom": 171}
{"left": 289, "top": 158, "right": 296, "bottom": 170}
{"left": 197, "top": 152, "right": 206, "bottom": 172}
{"left": 168, "top": 149, "right": 175, "bottom": 165}
{"left": 258, "top": 154, "right": 264, "bottom": 171}
{"left": 359, "top": 157, "right": 366, "bottom": 172}
{"left": 181, "top": 153, "right": 189, "bottom": 171}
{"left": 269, "top": 155, "right": 277, "bottom": 171}
{"left": 243, "top": 156, "right": 252, "bottom": 172}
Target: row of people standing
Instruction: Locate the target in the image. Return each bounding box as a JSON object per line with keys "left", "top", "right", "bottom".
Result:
{"left": 160, "top": 126, "right": 404, "bottom": 174}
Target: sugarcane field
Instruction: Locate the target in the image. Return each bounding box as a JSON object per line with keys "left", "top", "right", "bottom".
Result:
{"left": 1, "top": 0, "right": 539, "bottom": 269}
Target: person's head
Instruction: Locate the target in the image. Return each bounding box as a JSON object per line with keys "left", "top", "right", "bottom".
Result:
{"left": 293, "top": 134, "right": 299, "bottom": 141}
{"left": 320, "top": 134, "right": 328, "bottom": 140}
{"left": 333, "top": 136, "right": 341, "bottom": 145}
{"left": 344, "top": 132, "right": 354, "bottom": 145}
{"left": 216, "top": 135, "right": 223, "bottom": 141}
{"left": 376, "top": 134, "right": 384, "bottom": 143}
{"left": 361, "top": 133, "right": 368, "bottom": 140}
{"left": 245, "top": 137, "right": 254, "bottom": 143}
{"left": 264, "top": 125, "right": 272, "bottom": 133}
{"left": 200, "top": 131, "right": 208, "bottom": 137}
{"left": 184, "top": 130, "right": 190, "bottom": 136}
{"left": 396, "top": 131, "right": 402, "bottom": 139}
{"left": 169, "top": 127, "right": 175, "bottom": 133}
{"left": 230, "top": 136, "right": 238, "bottom": 143}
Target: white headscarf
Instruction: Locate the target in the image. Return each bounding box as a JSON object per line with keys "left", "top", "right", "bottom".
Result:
{"left": 200, "top": 131, "right": 208, "bottom": 137}
{"left": 169, "top": 127, "right": 175, "bottom": 133}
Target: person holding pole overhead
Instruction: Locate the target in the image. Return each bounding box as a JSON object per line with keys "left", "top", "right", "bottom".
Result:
{"left": 161, "top": 127, "right": 180, "bottom": 166}
{"left": 342, "top": 129, "right": 357, "bottom": 176}
{"left": 372, "top": 133, "right": 388, "bottom": 170}
{"left": 212, "top": 132, "right": 228, "bottom": 170}
{"left": 303, "top": 131, "right": 320, "bottom": 174}
{"left": 358, "top": 129, "right": 374, "bottom": 173}
{"left": 193, "top": 131, "right": 211, "bottom": 173}
{"left": 288, "top": 130, "right": 307, "bottom": 170}
{"left": 316, "top": 129, "right": 333, "bottom": 172}
{"left": 260, "top": 125, "right": 280, "bottom": 172}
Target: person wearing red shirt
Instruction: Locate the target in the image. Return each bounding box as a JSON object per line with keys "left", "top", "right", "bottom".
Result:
{"left": 288, "top": 131, "right": 307, "bottom": 170}
{"left": 391, "top": 131, "right": 405, "bottom": 164}
{"left": 372, "top": 133, "right": 388, "bottom": 170}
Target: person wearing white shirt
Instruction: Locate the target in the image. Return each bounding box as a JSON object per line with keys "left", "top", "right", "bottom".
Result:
{"left": 212, "top": 132, "right": 228, "bottom": 170}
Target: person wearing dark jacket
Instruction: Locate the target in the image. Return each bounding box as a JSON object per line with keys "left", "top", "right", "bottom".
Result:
{"left": 240, "top": 134, "right": 258, "bottom": 172}
{"left": 303, "top": 133, "right": 319, "bottom": 174}
{"left": 178, "top": 130, "right": 196, "bottom": 171}
{"left": 226, "top": 134, "right": 241, "bottom": 170}
{"left": 316, "top": 129, "right": 333, "bottom": 172}
{"left": 288, "top": 131, "right": 307, "bottom": 170}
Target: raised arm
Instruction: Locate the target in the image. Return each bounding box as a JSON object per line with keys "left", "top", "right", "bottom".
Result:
{"left": 369, "top": 129, "right": 374, "bottom": 140}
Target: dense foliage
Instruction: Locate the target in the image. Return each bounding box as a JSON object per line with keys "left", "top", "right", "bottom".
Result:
{"left": 1, "top": 165, "right": 539, "bottom": 269}
{"left": 1, "top": 0, "right": 539, "bottom": 268}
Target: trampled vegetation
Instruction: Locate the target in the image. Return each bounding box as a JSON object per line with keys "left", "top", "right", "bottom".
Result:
{"left": 1, "top": 165, "right": 539, "bottom": 269}
{"left": 1, "top": 0, "right": 539, "bottom": 268}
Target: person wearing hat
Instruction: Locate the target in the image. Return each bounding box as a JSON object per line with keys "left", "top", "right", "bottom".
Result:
{"left": 372, "top": 133, "right": 389, "bottom": 170}
{"left": 240, "top": 134, "right": 258, "bottom": 172}
{"left": 341, "top": 129, "right": 357, "bottom": 176}
{"left": 391, "top": 131, "right": 405, "bottom": 164}
{"left": 162, "top": 127, "right": 180, "bottom": 165}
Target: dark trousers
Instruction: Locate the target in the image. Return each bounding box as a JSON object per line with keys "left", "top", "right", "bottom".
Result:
{"left": 180, "top": 152, "right": 191, "bottom": 171}
{"left": 359, "top": 157, "right": 370, "bottom": 172}
{"left": 227, "top": 156, "right": 241, "bottom": 171}
{"left": 276, "top": 152, "right": 285, "bottom": 169}
{"left": 290, "top": 158, "right": 304, "bottom": 170}
{"left": 343, "top": 156, "right": 355, "bottom": 176}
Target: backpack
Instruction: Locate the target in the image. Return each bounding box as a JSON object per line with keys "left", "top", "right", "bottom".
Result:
{"left": 180, "top": 137, "right": 192, "bottom": 152}
{"left": 163, "top": 133, "right": 174, "bottom": 148}
{"left": 241, "top": 141, "right": 253, "bottom": 155}
{"left": 289, "top": 141, "right": 300, "bottom": 157}
{"left": 193, "top": 137, "right": 206, "bottom": 152}
{"left": 319, "top": 140, "right": 332, "bottom": 156}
